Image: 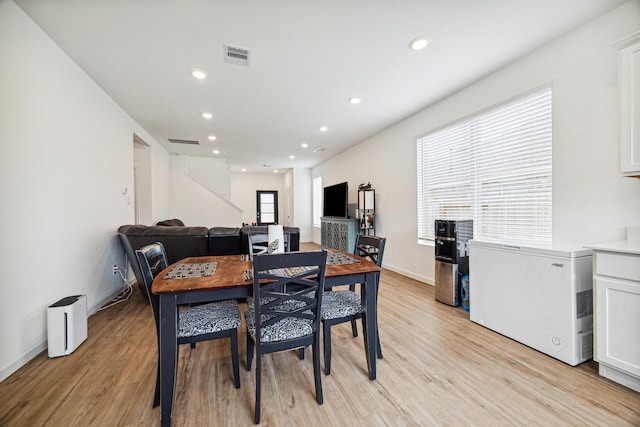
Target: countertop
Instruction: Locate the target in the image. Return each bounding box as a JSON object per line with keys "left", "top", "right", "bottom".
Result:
{"left": 584, "top": 240, "right": 640, "bottom": 256}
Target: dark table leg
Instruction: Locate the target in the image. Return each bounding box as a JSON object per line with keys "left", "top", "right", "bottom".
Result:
{"left": 159, "top": 294, "right": 178, "bottom": 427}
{"left": 364, "top": 271, "right": 377, "bottom": 380}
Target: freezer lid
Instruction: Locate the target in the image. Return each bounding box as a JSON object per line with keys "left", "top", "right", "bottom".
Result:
{"left": 469, "top": 239, "right": 592, "bottom": 259}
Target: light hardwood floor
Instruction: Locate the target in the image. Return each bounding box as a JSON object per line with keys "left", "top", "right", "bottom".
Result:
{"left": 1, "top": 246, "right": 639, "bottom": 426}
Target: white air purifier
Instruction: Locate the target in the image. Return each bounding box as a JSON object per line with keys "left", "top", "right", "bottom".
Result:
{"left": 47, "top": 295, "right": 88, "bottom": 357}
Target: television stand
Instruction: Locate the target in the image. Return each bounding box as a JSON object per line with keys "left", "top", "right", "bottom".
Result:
{"left": 320, "top": 217, "right": 358, "bottom": 253}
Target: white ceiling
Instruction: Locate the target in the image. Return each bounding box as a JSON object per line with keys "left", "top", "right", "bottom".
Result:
{"left": 15, "top": 0, "right": 626, "bottom": 172}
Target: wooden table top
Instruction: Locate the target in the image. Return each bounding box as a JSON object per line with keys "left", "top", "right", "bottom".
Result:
{"left": 152, "top": 250, "right": 380, "bottom": 295}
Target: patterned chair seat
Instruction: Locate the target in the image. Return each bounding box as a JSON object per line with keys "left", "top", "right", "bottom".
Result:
{"left": 178, "top": 299, "right": 242, "bottom": 338}
{"left": 244, "top": 310, "right": 313, "bottom": 343}
{"left": 321, "top": 290, "right": 361, "bottom": 320}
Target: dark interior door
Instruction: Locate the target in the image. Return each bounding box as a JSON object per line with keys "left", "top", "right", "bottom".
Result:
{"left": 256, "top": 191, "right": 278, "bottom": 225}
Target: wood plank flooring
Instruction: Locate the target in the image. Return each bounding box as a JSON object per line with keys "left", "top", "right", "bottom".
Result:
{"left": 1, "top": 245, "right": 639, "bottom": 426}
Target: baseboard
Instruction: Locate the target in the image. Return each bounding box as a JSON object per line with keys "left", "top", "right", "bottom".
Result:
{"left": 382, "top": 263, "right": 433, "bottom": 286}
{"left": 0, "top": 286, "right": 130, "bottom": 384}
{"left": 0, "top": 341, "right": 47, "bottom": 383}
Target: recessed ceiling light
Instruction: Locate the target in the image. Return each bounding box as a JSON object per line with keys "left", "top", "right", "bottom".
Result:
{"left": 319, "top": 126, "right": 328, "bottom": 132}
{"left": 202, "top": 112, "right": 213, "bottom": 119}
{"left": 212, "top": 149, "right": 219, "bottom": 154}
{"left": 289, "top": 155, "right": 295, "bottom": 159}
{"left": 409, "top": 37, "right": 430, "bottom": 50}
{"left": 313, "top": 147, "right": 325, "bottom": 153}
{"left": 191, "top": 69, "right": 207, "bottom": 79}
{"left": 301, "top": 143, "right": 308, "bottom": 148}
{"left": 349, "top": 97, "right": 361, "bottom": 104}
{"left": 273, "top": 170, "right": 279, "bottom": 173}
{"left": 208, "top": 135, "right": 217, "bottom": 141}
{"left": 242, "top": 168, "right": 247, "bottom": 172}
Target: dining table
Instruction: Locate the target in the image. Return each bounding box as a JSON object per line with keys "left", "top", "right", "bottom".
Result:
{"left": 151, "top": 249, "right": 381, "bottom": 427}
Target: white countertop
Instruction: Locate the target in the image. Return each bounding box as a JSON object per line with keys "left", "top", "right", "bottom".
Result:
{"left": 584, "top": 240, "right": 640, "bottom": 256}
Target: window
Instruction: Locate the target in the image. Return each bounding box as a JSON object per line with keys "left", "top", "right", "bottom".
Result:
{"left": 417, "top": 86, "right": 552, "bottom": 246}
{"left": 312, "top": 176, "right": 322, "bottom": 227}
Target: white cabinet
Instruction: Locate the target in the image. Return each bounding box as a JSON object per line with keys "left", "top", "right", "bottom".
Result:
{"left": 613, "top": 32, "right": 640, "bottom": 177}
{"left": 592, "top": 250, "right": 640, "bottom": 392}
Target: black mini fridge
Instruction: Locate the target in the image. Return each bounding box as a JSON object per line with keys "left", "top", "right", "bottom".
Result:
{"left": 434, "top": 219, "right": 473, "bottom": 306}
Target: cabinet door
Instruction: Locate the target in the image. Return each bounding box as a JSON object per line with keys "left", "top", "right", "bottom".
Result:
{"left": 615, "top": 34, "right": 640, "bottom": 176}
{"left": 594, "top": 276, "right": 640, "bottom": 377}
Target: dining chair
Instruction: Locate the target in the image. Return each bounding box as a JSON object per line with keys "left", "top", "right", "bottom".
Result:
{"left": 244, "top": 250, "right": 328, "bottom": 424}
{"left": 245, "top": 230, "right": 293, "bottom": 312}
{"left": 320, "top": 234, "right": 386, "bottom": 375}
{"left": 247, "top": 231, "right": 312, "bottom": 361}
{"left": 118, "top": 232, "right": 147, "bottom": 299}
{"left": 135, "top": 242, "right": 242, "bottom": 408}
{"left": 247, "top": 231, "right": 290, "bottom": 259}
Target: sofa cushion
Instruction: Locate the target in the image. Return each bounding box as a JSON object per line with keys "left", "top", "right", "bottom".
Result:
{"left": 209, "top": 227, "right": 241, "bottom": 255}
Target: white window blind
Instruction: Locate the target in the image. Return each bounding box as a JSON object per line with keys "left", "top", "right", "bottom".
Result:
{"left": 417, "top": 86, "right": 552, "bottom": 245}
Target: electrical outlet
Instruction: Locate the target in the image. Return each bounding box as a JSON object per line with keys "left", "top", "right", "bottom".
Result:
{"left": 113, "top": 265, "right": 118, "bottom": 274}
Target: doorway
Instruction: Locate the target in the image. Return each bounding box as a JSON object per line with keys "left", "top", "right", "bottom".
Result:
{"left": 256, "top": 191, "right": 278, "bottom": 225}
{"left": 133, "top": 134, "right": 152, "bottom": 225}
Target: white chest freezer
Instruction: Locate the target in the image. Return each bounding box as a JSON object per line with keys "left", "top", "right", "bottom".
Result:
{"left": 469, "top": 240, "right": 593, "bottom": 366}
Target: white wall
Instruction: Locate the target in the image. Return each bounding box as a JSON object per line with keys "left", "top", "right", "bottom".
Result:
{"left": 230, "top": 171, "right": 289, "bottom": 226}
{"left": 313, "top": 1, "right": 640, "bottom": 284}
{"left": 167, "top": 161, "right": 309, "bottom": 232}
{"left": 168, "top": 155, "right": 243, "bottom": 226}
{"left": 292, "top": 167, "right": 313, "bottom": 242}
{"left": 283, "top": 170, "right": 293, "bottom": 226}
{"left": 0, "top": 1, "right": 170, "bottom": 381}
{"left": 168, "top": 164, "right": 312, "bottom": 236}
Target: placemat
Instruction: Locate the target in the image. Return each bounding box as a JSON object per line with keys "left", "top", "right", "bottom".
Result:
{"left": 326, "top": 252, "right": 358, "bottom": 265}
{"left": 164, "top": 262, "right": 217, "bottom": 279}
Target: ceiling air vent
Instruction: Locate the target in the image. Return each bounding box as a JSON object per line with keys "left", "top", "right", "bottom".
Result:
{"left": 168, "top": 138, "right": 200, "bottom": 145}
{"left": 224, "top": 44, "right": 250, "bottom": 66}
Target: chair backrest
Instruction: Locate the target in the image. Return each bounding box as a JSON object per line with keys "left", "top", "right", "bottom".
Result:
{"left": 252, "top": 250, "right": 327, "bottom": 345}
{"left": 118, "top": 232, "right": 145, "bottom": 291}
{"left": 135, "top": 242, "right": 169, "bottom": 329}
{"left": 248, "top": 232, "right": 290, "bottom": 260}
{"left": 354, "top": 234, "right": 386, "bottom": 267}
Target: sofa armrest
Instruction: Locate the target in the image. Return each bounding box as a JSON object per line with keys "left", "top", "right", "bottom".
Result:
{"left": 118, "top": 224, "right": 209, "bottom": 264}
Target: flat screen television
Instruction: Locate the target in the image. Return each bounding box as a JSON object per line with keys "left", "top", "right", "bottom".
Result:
{"left": 323, "top": 181, "right": 348, "bottom": 218}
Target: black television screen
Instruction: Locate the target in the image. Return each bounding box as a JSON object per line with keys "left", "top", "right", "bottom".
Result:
{"left": 323, "top": 181, "right": 348, "bottom": 218}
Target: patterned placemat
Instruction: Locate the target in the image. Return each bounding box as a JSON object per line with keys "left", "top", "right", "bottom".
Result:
{"left": 164, "top": 262, "right": 217, "bottom": 279}
{"left": 327, "top": 251, "right": 358, "bottom": 265}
